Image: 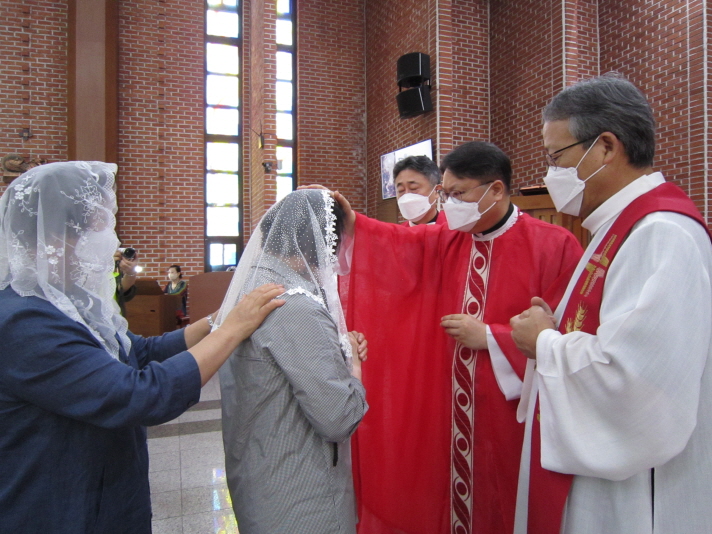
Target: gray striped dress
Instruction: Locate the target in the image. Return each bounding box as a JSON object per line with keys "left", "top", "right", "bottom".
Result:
{"left": 220, "top": 291, "right": 368, "bottom": 534}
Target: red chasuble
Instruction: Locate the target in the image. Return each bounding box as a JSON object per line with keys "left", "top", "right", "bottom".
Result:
{"left": 342, "top": 208, "right": 582, "bottom": 534}
{"left": 526, "top": 181, "right": 711, "bottom": 534}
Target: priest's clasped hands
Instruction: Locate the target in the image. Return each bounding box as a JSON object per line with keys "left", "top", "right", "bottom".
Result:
{"left": 510, "top": 297, "right": 557, "bottom": 359}
{"left": 441, "top": 295, "right": 559, "bottom": 358}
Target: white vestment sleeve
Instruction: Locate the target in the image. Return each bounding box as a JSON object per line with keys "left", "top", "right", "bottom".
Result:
{"left": 486, "top": 325, "right": 523, "bottom": 400}
{"left": 536, "top": 213, "right": 712, "bottom": 481}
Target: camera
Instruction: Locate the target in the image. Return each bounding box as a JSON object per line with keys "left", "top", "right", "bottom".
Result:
{"left": 119, "top": 247, "right": 137, "bottom": 260}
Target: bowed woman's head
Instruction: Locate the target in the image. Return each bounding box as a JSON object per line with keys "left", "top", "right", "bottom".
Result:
{"left": 258, "top": 189, "right": 345, "bottom": 269}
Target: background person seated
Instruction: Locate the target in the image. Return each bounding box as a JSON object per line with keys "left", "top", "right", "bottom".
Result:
{"left": 164, "top": 264, "right": 187, "bottom": 317}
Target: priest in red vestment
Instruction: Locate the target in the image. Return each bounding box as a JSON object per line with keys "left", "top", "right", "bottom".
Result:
{"left": 337, "top": 142, "right": 583, "bottom": 534}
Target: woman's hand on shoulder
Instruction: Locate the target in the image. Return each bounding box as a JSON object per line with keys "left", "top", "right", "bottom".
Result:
{"left": 222, "top": 284, "right": 286, "bottom": 342}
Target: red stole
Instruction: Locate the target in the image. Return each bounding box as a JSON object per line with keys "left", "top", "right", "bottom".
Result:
{"left": 527, "top": 181, "right": 709, "bottom": 533}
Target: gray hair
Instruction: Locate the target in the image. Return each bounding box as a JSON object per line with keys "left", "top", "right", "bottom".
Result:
{"left": 543, "top": 73, "right": 656, "bottom": 168}
{"left": 393, "top": 155, "right": 441, "bottom": 187}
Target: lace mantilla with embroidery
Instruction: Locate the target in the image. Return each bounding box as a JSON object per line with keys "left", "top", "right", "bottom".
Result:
{"left": 0, "top": 161, "right": 129, "bottom": 360}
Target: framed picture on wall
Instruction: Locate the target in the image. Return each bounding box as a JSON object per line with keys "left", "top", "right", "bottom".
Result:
{"left": 380, "top": 152, "right": 396, "bottom": 199}
{"left": 380, "top": 139, "right": 434, "bottom": 199}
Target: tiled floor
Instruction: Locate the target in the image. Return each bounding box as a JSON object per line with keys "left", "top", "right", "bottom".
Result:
{"left": 148, "top": 374, "right": 240, "bottom": 534}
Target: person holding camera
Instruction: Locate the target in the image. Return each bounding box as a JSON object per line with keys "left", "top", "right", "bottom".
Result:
{"left": 113, "top": 246, "right": 139, "bottom": 316}
{"left": 0, "top": 161, "right": 285, "bottom": 533}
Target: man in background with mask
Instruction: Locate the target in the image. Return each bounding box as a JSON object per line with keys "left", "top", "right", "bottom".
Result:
{"left": 510, "top": 75, "right": 712, "bottom": 534}
{"left": 393, "top": 155, "right": 443, "bottom": 226}
{"left": 332, "top": 141, "right": 583, "bottom": 533}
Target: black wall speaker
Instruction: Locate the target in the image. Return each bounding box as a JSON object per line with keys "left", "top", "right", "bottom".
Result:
{"left": 397, "top": 85, "right": 433, "bottom": 118}
{"left": 397, "top": 52, "right": 431, "bottom": 87}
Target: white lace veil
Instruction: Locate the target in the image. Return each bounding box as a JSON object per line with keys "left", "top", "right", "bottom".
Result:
{"left": 0, "top": 161, "right": 130, "bottom": 359}
{"left": 215, "top": 189, "right": 352, "bottom": 364}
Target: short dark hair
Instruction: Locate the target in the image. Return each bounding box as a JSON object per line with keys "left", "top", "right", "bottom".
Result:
{"left": 332, "top": 198, "right": 345, "bottom": 249}
{"left": 169, "top": 264, "right": 182, "bottom": 278}
{"left": 393, "top": 156, "right": 441, "bottom": 187}
{"left": 440, "top": 141, "right": 512, "bottom": 190}
{"left": 543, "top": 73, "right": 655, "bottom": 168}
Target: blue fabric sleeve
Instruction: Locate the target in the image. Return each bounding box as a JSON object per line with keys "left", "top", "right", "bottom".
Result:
{"left": 130, "top": 328, "right": 189, "bottom": 367}
{"left": 0, "top": 299, "right": 201, "bottom": 429}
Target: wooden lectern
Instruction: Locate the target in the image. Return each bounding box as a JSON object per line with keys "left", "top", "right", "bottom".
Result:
{"left": 187, "top": 271, "right": 234, "bottom": 323}
{"left": 125, "top": 280, "right": 183, "bottom": 337}
{"left": 511, "top": 193, "right": 590, "bottom": 248}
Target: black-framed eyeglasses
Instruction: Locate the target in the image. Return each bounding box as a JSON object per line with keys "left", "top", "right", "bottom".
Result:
{"left": 545, "top": 136, "right": 597, "bottom": 168}
{"left": 437, "top": 181, "right": 492, "bottom": 204}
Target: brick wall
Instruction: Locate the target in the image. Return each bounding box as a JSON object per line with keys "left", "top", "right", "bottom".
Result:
{"left": 599, "top": 0, "right": 710, "bottom": 223}
{"left": 117, "top": 0, "right": 205, "bottom": 281}
{"left": 0, "top": 0, "right": 68, "bottom": 197}
{"left": 363, "top": 0, "right": 439, "bottom": 219}
{"left": 562, "top": 0, "right": 599, "bottom": 84}
{"left": 489, "top": 0, "right": 710, "bottom": 228}
{"left": 2, "top": 0, "right": 709, "bottom": 271}
{"left": 298, "top": 0, "right": 367, "bottom": 214}
{"left": 490, "top": 0, "right": 566, "bottom": 192}
{"left": 449, "top": 0, "right": 489, "bottom": 152}
{"left": 707, "top": 0, "right": 712, "bottom": 222}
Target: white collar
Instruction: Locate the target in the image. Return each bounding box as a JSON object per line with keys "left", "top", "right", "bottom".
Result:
{"left": 582, "top": 172, "right": 666, "bottom": 235}
{"left": 472, "top": 205, "right": 520, "bottom": 242}
{"left": 408, "top": 212, "right": 440, "bottom": 227}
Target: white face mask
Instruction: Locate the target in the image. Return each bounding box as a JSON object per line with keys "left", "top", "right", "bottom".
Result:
{"left": 397, "top": 187, "right": 437, "bottom": 221}
{"left": 443, "top": 182, "right": 496, "bottom": 232}
{"left": 543, "top": 136, "right": 606, "bottom": 216}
